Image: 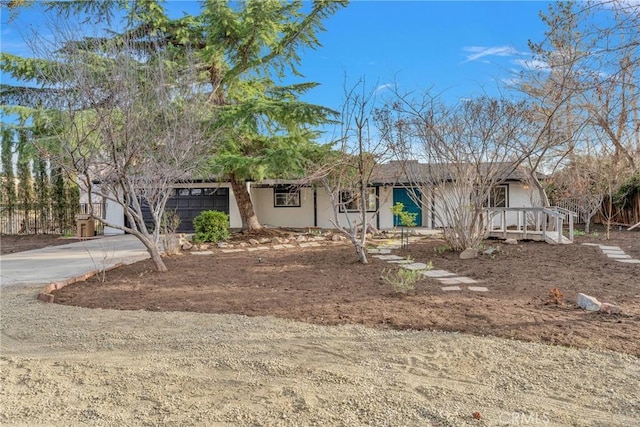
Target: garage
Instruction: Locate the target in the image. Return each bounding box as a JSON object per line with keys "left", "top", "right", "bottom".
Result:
{"left": 141, "top": 187, "right": 230, "bottom": 233}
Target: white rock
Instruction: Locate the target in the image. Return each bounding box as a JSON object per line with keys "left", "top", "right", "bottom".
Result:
{"left": 576, "top": 293, "right": 601, "bottom": 311}
{"left": 504, "top": 238, "right": 518, "bottom": 245}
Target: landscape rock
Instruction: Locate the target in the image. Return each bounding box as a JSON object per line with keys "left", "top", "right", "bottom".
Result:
{"left": 296, "top": 235, "right": 307, "bottom": 242}
{"left": 483, "top": 247, "right": 497, "bottom": 255}
{"left": 180, "top": 241, "right": 193, "bottom": 250}
{"left": 331, "top": 234, "right": 346, "bottom": 242}
{"left": 259, "top": 238, "right": 271, "bottom": 244}
{"left": 199, "top": 244, "right": 210, "bottom": 250}
{"left": 576, "top": 293, "right": 601, "bottom": 311}
{"left": 459, "top": 248, "right": 478, "bottom": 260}
{"left": 599, "top": 303, "right": 622, "bottom": 314}
{"left": 248, "top": 239, "right": 260, "bottom": 246}
{"left": 238, "top": 242, "right": 247, "bottom": 248}
{"left": 217, "top": 242, "right": 229, "bottom": 248}
{"left": 271, "top": 237, "right": 283, "bottom": 244}
{"left": 504, "top": 238, "right": 518, "bottom": 245}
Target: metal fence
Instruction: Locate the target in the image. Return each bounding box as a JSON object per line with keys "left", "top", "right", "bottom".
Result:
{"left": 0, "top": 202, "right": 105, "bottom": 236}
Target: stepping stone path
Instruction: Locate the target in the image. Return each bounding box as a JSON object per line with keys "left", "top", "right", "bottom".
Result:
{"left": 581, "top": 243, "right": 640, "bottom": 264}
{"left": 367, "top": 245, "right": 487, "bottom": 292}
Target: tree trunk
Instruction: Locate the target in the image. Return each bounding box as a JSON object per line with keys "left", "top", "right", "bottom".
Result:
{"left": 137, "top": 233, "right": 168, "bottom": 272}
{"left": 149, "top": 246, "right": 168, "bottom": 272}
{"left": 230, "top": 174, "right": 262, "bottom": 232}
{"left": 352, "top": 237, "right": 368, "bottom": 264}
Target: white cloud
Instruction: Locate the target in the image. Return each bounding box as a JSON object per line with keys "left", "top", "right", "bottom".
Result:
{"left": 462, "top": 45, "right": 519, "bottom": 63}
{"left": 374, "top": 83, "right": 392, "bottom": 93}
{"left": 512, "top": 58, "right": 550, "bottom": 72}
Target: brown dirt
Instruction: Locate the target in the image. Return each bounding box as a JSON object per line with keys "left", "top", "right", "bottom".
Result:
{"left": 52, "top": 227, "right": 640, "bottom": 356}
{"left": 0, "top": 234, "right": 75, "bottom": 255}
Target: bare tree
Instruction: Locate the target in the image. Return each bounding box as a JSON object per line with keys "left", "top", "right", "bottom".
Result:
{"left": 32, "top": 24, "right": 217, "bottom": 272}
{"left": 308, "top": 78, "right": 391, "bottom": 264}
{"left": 551, "top": 155, "right": 605, "bottom": 233}
{"left": 378, "top": 93, "right": 537, "bottom": 253}
{"left": 523, "top": 0, "right": 640, "bottom": 223}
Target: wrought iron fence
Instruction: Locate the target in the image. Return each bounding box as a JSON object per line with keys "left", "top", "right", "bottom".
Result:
{"left": 0, "top": 202, "right": 105, "bottom": 235}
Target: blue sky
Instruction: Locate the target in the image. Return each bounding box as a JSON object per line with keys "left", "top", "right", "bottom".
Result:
{"left": 1, "top": 1, "right": 551, "bottom": 111}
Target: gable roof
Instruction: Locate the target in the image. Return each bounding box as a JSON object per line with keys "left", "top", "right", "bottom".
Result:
{"left": 370, "top": 161, "right": 541, "bottom": 185}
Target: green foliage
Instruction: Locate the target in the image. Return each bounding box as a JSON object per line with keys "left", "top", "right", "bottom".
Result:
{"left": 613, "top": 173, "right": 640, "bottom": 209}
{"left": 433, "top": 244, "right": 452, "bottom": 254}
{"left": 381, "top": 262, "right": 432, "bottom": 294}
{"left": 193, "top": 210, "right": 230, "bottom": 243}
{"left": 1, "top": 126, "right": 16, "bottom": 207}
{"left": 391, "top": 202, "right": 417, "bottom": 227}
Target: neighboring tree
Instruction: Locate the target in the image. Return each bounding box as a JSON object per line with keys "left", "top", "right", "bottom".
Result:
{"left": 2, "top": 15, "right": 218, "bottom": 271}
{"left": 551, "top": 155, "right": 605, "bottom": 233}
{"left": 15, "top": 129, "right": 34, "bottom": 233}
{"left": 1, "top": 126, "right": 17, "bottom": 233}
{"left": 523, "top": 0, "right": 640, "bottom": 218}
{"left": 378, "top": 93, "right": 537, "bottom": 254}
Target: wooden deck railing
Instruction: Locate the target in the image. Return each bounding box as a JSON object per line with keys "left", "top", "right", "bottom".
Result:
{"left": 484, "top": 206, "right": 577, "bottom": 244}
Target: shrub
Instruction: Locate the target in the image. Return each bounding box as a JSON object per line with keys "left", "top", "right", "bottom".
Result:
{"left": 381, "top": 261, "right": 432, "bottom": 294}
{"left": 193, "top": 210, "right": 230, "bottom": 243}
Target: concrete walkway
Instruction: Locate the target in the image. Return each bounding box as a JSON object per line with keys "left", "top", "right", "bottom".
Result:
{"left": 581, "top": 243, "right": 640, "bottom": 264}
{"left": 0, "top": 235, "right": 149, "bottom": 288}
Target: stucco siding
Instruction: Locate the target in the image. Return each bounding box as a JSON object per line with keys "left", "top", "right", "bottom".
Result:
{"left": 252, "top": 187, "right": 315, "bottom": 228}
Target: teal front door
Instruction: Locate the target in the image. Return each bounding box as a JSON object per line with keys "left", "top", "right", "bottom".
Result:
{"left": 393, "top": 188, "right": 422, "bottom": 227}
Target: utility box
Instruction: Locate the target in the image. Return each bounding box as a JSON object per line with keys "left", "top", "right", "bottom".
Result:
{"left": 76, "top": 214, "right": 95, "bottom": 238}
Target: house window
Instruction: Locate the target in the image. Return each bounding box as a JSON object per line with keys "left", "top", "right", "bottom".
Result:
{"left": 340, "top": 188, "right": 377, "bottom": 212}
{"left": 486, "top": 185, "right": 508, "bottom": 208}
{"left": 274, "top": 186, "right": 301, "bottom": 207}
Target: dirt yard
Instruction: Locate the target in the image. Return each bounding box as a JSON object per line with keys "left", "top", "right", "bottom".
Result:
{"left": 52, "top": 228, "right": 640, "bottom": 356}
{"left": 0, "top": 234, "right": 74, "bottom": 255}
{"left": 2, "top": 228, "right": 639, "bottom": 426}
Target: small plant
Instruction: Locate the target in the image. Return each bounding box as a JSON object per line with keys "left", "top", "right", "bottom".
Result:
{"left": 547, "top": 287, "right": 565, "bottom": 305}
{"left": 433, "top": 244, "right": 452, "bottom": 254}
{"left": 381, "top": 261, "right": 432, "bottom": 294}
{"left": 381, "top": 268, "right": 421, "bottom": 294}
{"left": 591, "top": 231, "right": 599, "bottom": 237}
{"left": 391, "top": 202, "right": 417, "bottom": 227}
{"left": 573, "top": 229, "right": 586, "bottom": 237}
{"left": 193, "top": 210, "right": 230, "bottom": 243}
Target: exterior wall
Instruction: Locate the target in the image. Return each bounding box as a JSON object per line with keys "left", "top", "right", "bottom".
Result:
{"left": 99, "top": 180, "right": 540, "bottom": 234}
{"left": 314, "top": 186, "right": 395, "bottom": 230}
{"left": 104, "top": 201, "right": 125, "bottom": 235}
{"left": 252, "top": 187, "right": 316, "bottom": 228}
{"left": 377, "top": 187, "right": 395, "bottom": 229}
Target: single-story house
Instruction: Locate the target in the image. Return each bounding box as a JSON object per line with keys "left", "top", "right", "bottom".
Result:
{"left": 99, "top": 161, "right": 541, "bottom": 235}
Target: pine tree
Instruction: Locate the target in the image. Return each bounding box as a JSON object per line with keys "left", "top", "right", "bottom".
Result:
{"left": 16, "top": 129, "right": 34, "bottom": 233}
{"left": 1, "top": 126, "right": 17, "bottom": 233}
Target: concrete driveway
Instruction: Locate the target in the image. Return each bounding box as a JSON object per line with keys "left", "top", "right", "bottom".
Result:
{"left": 0, "top": 235, "right": 150, "bottom": 288}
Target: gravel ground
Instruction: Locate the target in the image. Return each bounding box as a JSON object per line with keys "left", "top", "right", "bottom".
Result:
{"left": 1, "top": 284, "right": 639, "bottom": 426}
